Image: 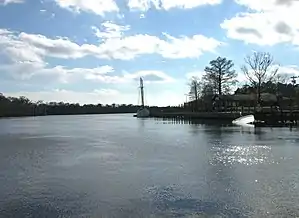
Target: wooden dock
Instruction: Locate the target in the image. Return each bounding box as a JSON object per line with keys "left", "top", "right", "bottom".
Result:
{"left": 254, "top": 110, "right": 299, "bottom": 126}
{"left": 147, "top": 110, "right": 299, "bottom": 127}
{"left": 149, "top": 111, "right": 243, "bottom": 120}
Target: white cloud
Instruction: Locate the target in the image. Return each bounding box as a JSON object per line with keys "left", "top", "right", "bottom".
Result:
{"left": 0, "top": 0, "right": 24, "bottom": 5}
{"left": 128, "top": 0, "right": 160, "bottom": 11}
{"left": 92, "top": 32, "right": 222, "bottom": 60}
{"left": 0, "top": 29, "right": 88, "bottom": 64}
{"left": 158, "top": 33, "right": 222, "bottom": 58}
{"left": 96, "top": 34, "right": 161, "bottom": 60}
{"left": 0, "top": 61, "right": 46, "bottom": 80}
{"left": 85, "top": 69, "right": 176, "bottom": 84}
{"left": 233, "top": 64, "right": 299, "bottom": 85}
{"left": 91, "top": 21, "right": 130, "bottom": 40}
{"left": 54, "top": 0, "right": 119, "bottom": 16}
{"left": 233, "top": 0, "right": 293, "bottom": 11}
{"left": 4, "top": 89, "right": 122, "bottom": 105}
{"left": 0, "top": 61, "right": 115, "bottom": 82}
{"left": 277, "top": 65, "right": 299, "bottom": 78}
{"left": 221, "top": 0, "right": 299, "bottom": 46}
{"left": 0, "top": 28, "right": 220, "bottom": 88}
{"left": 123, "top": 70, "right": 176, "bottom": 83}
{"left": 0, "top": 29, "right": 177, "bottom": 84}
{"left": 41, "top": 65, "right": 117, "bottom": 83}
{"left": 18, "top": 32, "right": 90, "bottom": 59}
{"left": 161, "top": 0, "right": 222, "bottom": 10}
{"left": 0, "top": 28, "right": 222, "bottom": 64}
{"left": 0, "top": 29, "right": 11, "bottom": 34}
{"left": 94, "top": 88, "right": 120, "bottom": 96}
{"left": 128, "top": 0, "right": 221, "bottom": 11}
{"left": 4, "top": 88, "right": 184, "bottom": 106}
{"left": 0, "top": 55, "right": 175, "bottom": 84}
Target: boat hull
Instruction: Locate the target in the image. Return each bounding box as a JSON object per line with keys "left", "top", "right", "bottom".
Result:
{"left": 232, "top": 114, "right": 255, "bottom": 125}
{"left": 136, "top": 108, "right": 150, "bottom": 118}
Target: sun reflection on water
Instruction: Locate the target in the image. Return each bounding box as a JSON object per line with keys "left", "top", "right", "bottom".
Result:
{"left": 210, "top": 144, "right": 275, "bottom": 166}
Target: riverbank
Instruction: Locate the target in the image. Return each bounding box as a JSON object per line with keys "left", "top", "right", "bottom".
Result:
{"left": 0, "top": 111, "right": 137, "bottom": 119}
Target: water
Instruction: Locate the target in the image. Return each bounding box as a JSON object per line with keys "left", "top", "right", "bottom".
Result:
{"left": 0, "top": 114, "right": 299, "bottom": 217}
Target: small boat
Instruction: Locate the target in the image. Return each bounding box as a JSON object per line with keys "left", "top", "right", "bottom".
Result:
{"left": 135, "top": 77, "right": 150, "bottom": 118}
{"left": 232, "top": 114, "right": 255, "bottom": 126}
{"left": 136, "top": 107, "right": 150, "bottom": 118}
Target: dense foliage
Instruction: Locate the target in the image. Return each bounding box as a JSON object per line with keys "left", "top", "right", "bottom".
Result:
{"left": 0, "top": 93, "right": 184, "bottom": 118}
{"left": 189, "top": 56, "right": 238, "bottom": 101}
{"left": 203, "top": 57, "right": 237, "bottom": 95}
{"left": 0, "top": 94, "right": 135, "bottom": 117}
{"left": 235, "top": 81, "right": 299, "bottom": 98}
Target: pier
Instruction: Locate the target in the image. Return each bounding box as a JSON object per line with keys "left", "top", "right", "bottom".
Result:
{"left": 254, "top": 110, "right": 299, "bottom": 127}
{"left": 147, "top": 109, "right": 299, "bottom": 127}
{"left": 145, "top": 90, "right": 299, "bottom": 127}
{"left": 149, "top": 111, "right": 243, "bottom": 120}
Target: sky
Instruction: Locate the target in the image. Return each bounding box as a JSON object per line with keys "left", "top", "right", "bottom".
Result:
{"left": 1, "top": 0, "right": 299, "bottom": 106}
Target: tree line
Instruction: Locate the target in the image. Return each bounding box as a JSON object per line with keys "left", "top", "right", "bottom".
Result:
{"left": 188, "top": 51, "right": 299, "bottom": 105}
{"left": 0, "top": 94, "right": 185, "bottom": 118}
{"left": 0, "top": 94, "right": 140, "bottom": 117}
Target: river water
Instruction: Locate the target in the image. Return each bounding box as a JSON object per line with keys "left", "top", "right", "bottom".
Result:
{"left": 0, "top": 114, "right": 299, "bottom": 217}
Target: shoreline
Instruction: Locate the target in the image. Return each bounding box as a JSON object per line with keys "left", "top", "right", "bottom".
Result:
{"left": 0, "top": 112, "right": 136, "bottom": 119}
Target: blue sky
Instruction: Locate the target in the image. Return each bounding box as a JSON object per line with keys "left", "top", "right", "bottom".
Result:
{"left": 1, "top": 0, "right": 299, "bottom": 106}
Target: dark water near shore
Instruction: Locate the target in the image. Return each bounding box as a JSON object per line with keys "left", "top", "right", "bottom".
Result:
{"left": 1, "top": 114, "right": 299, "bottom": 217}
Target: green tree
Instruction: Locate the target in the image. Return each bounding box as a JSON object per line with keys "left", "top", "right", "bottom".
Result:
{"left": 203, "top": 57, "right": 237, "bottom": 95}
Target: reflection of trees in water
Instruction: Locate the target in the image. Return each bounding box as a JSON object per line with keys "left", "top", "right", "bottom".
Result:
{"left": 154, "top": 118, "right": 231, "bottom": 126}
{"left": 154, "top": 117, "right": 278, "bottom": 143}
{"left": 254, "top": 127, "right": 264, "bottom": 141}
{"left": 188, "top": 119, "right": 232, "bottom": 127}
{"left": 154, "top": 118, "right": 232, "bottom": 136}
{"left": 187, "top": 119, "right": 229, "bottom": 136}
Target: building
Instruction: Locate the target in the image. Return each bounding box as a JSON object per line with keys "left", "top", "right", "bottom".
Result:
{"left": 184, "top": 93, "right": 292, "bottom": 112}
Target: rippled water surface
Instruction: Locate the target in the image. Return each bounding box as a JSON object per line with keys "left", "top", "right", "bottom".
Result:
{"left": 1, "top": 114, "right": 299, "bottom": 217}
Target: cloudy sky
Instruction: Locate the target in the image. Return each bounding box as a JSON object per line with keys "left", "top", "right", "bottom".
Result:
{"left": 1, "top": 0, "right": 299, "bottom": 106}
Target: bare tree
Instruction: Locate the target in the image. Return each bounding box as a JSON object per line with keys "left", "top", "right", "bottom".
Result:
{"left": 201, "top": 82, "right": 215, "bottom": 97}
{"left": 188, "top": 76, "right": 202, "bottom": 101}
{"left": 274, "top": 73, "right": 288, "bottom": 84}
{"left": 204, "top": 57, "right": 237, "bottom": 95}
{"left": 241, "top": 52, "right": 278, "bottom": 103}
{"left": 188, "top": 76, "right": 202, "bottom": 111}
{"left": 274, "top": 73, "right": 289, "bottom": 94}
